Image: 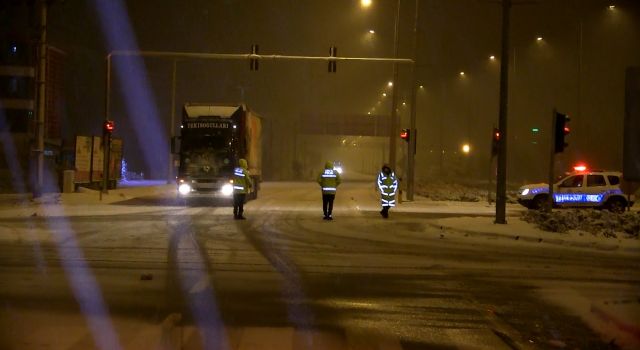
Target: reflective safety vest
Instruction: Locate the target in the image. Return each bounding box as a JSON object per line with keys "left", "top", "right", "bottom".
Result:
{"left": 233, "top": 167, "right": 252, "bottom": 194}
{"left": 377, "top": 171, "right": 398, "bottom": 207}
{"left": 317, "top": 169, "right": 340, "bottom": 194}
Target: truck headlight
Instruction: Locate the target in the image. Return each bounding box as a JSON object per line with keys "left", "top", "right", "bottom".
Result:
{"left": 178, "top": 183, "right": 191, "bottom": 195}
{"left": 521, "top": 188, "right": 529, "bottom": 196}
{"left": 221, "top": 183, "right": 233, "bottom": 196}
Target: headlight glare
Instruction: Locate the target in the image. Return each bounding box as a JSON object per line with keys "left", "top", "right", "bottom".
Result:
{"left": 521, "top": 188, "right": 529, "bottom": 196}
{"left": 221, "top": 183, "right": 234, "bottom": 196}
{"left": 178, "top": 183, "right": 191, "bottom": 195}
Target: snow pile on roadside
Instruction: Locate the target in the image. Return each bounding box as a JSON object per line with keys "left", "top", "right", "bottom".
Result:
{"left": 521, "top": 210, "right": 640, "bottom": 238}
{"left": 416, "top": 181, "right": 519, "bottom": 203}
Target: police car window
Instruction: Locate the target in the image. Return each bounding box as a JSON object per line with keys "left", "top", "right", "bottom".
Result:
{"left": 607, "top": 175, "right": 620, "bottom": 185}
{"left": 560, "top": 175, "right": 583, "bottom": 187}
{"left": 587, "top": 175, "right": 606, "bottom": 187}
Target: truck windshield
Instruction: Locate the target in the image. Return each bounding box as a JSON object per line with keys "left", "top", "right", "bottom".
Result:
{"left": 180, "top": 129, "right": 234, "bottom": 177}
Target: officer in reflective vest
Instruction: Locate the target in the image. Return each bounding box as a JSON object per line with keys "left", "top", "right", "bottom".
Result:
{"left": 317, "top": 161, "right": 341, "bottom": 220}
{"left": 233, "top": 158, "right": 253, "bottom": 220}
{"left": 377, "top": 164, "right": 398, "bottom": 218}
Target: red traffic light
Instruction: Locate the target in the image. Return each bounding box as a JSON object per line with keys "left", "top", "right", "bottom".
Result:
{"left": 103, "top": 120, "right": 115, "bottom": 133}
{"left": 400, "top": 128, "right": 409, "bottom": 141}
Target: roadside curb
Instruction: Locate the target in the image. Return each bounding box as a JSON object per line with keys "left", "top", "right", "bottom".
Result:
{"left": 426, "top": 221, "right": 640, "bottom": 253}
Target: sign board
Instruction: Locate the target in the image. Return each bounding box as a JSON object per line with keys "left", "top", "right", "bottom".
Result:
{"left": 92, "top": 136, "right": 104, "bottom": 180}
{"left": 74, "top": 136, "right": 92, "bottom": 182}
{"left": 110, "top": 138, "right": 123, "bottom": 181}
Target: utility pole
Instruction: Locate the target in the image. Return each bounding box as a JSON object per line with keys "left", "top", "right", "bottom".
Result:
{"left": 495, "top": 0, "right": 511, "bottom": 224}
{"left": 407, "top": 0, "right": 419, "bottom": 201}
{"left": 33, "top": 0, "right": 48, "bottom": 198}
{"left": 547, "top": 109, "right": 557, "bottom": 211}
{"left": 389, "top": 0, "right": 401, "bottom": 173}
{"left": 167, "top": 59, "right": 177, "bottom": 184}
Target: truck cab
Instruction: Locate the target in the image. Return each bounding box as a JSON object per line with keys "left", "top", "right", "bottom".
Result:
{"left": 174, "top": 104, "right": 262, "bottom": 201}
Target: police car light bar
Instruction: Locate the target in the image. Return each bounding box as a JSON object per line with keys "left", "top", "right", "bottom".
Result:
{"left": 573, "top": 164, "right": 587, "bottom": 172}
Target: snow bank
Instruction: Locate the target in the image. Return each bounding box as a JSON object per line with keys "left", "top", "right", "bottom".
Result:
{"left": 521, "top": 209, "right": 640, "bottom": 239}
{"left": 415, "top": 181, "right": 519, "bottom": 203}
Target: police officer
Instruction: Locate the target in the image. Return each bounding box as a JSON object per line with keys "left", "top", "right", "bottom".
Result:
{"left": 233, "top": 158, "right": 253, "bottom": 220}
{"left": 317, "top": 161, "right": 341, "bottom": 220}
{"left": 377, "top": 164, "right": 398, "bottom": 218}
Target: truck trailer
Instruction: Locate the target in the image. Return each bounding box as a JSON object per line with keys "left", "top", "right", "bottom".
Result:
{"left": 174, "top": 103, "right": 262, "bottom": 200}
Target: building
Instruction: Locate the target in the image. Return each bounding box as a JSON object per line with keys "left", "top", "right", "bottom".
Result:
{"left": 0, "top": 1, "right": 63, "bottom": 193}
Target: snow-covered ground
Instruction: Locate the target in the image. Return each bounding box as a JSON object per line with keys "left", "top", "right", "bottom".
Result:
{"left": 415, "top": 181, "right": 520, "bottom": 203}
{"left": 1, "top": 180, "right": 639, "bottom": 348}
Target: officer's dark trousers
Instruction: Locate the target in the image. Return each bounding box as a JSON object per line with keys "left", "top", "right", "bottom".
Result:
{"left": 322, "top": 194, "right": 335, "bottom": 217}
{"left": 233, "top": 193, "right": 246, "bottom": 217}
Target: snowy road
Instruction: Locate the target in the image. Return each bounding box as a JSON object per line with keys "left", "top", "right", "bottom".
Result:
{"left": 0, "top": 182, "right": 638, "bottom": 349}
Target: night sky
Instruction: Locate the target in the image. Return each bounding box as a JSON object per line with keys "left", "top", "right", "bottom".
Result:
{"left": 46, "top": 0, "right": 640, "bottom": 182}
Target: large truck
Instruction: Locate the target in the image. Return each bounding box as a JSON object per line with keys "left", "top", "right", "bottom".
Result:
{"left": 174, "top": 103, "right": 262, "bottom": 200}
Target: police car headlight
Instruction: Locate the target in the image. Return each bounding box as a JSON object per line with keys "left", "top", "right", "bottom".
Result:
{"left": 521, "top": 188, "right": 529, "bottom": 196}
{"left": 178, "top": 183, "right": 191, "bottom": 195}
{"left": 221, "top": 183, "right": 233, "bottom": 196}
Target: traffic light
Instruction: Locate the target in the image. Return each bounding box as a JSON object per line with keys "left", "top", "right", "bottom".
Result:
{"left": 554, "top": 112, "right": 570, "bottom": 153}
{"left": 400, "top": 128, "right": 410, "bottom": 142}
{"left": 328, "top": 46, "right": 337, "bottom": 73}
{"left": 103, "top": 120, "right": 114, "bottom": 134}
{"left": 250, "top": 44, "right": 259, "bottom": 71}
{"left": 491, "top": 127, "right": 500, "bottom": 156}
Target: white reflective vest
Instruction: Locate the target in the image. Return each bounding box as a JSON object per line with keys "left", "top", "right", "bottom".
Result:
{"left": 377, "top": 171, "right": 398, "bottom": 207}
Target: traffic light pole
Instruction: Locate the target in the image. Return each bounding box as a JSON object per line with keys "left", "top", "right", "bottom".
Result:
{"left": 389, "top": 0, "right": 401, "bottom": 179}
{"left": 495, "top": 0, "right": 511, "bottom": 224}
{"left": 547, "top": 108, "right": 557, "bottom": 212}
{"left": 406, "top": 0, "right": 419, "bottom": 201}
{"left": 105, "top": 50, "right": 414, "bottom": 184}
{"left": 33, "top": 1, "right": 47, "bottom": 198}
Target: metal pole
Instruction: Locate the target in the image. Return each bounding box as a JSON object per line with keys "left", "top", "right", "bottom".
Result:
{"left": 389, "top": 0, "right": 401, "bottom": 171}
{"left": 407, "top": 0, "right": 419, "bottom": 201}
{"left": 495, "top": 0, "right": 511, "bottom": 224}
{"left": 105, "top": 55, "right": 111, "bottom": 123}
{"left": 34, "top": 0, "right": 47, "bottom": 198}
{"left": 547, "top": 109, "right": 557, "bottom": 212}
{"left": 101, "top": 55, "right": 111, "bottom": 200}
{"left": 168, "top": 60, "right": 177, "bottom": 184}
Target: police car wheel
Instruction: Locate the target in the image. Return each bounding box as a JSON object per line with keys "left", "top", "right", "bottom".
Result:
{"left": 532, "top": 195, "right": 548, "bottom": 210}
{"left": 604, "top": 198, "right": 625, "bottom": 214}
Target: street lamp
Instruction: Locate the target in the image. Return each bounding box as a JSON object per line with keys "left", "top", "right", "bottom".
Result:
{"left": 369, "top": 29, "right": 375, "bottom": 34}
{"left": 462, "top": 143, "right": 471, "bottom": 154}
{"left": 489, "top": 55, "right": 496, "bottom": 60}
{"left": 388, "top": 81, "right": 393, "bottom": 87}
{"left": 459, "top": 71, "right": 465, "bottom": 76}
{"left": 361, "top": 0, "right": 372, "bottom": 7}
{"left": 536, "top": 36, "right": 543, "bottom": 41}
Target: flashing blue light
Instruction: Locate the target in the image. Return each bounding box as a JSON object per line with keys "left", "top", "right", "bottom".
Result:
{"left": 554, "top": 193, "right": 604, "bottom": 203}
{"left": 531, "top": 188, "right": 545, "bottom": 195}
{"left": 10, "top": 45, "right": 17, "bottom": 54}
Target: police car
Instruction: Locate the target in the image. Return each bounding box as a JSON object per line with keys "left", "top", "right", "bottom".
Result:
{"left": 517, "top": 167, "right": 634, "bottom": 213}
